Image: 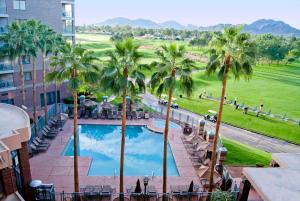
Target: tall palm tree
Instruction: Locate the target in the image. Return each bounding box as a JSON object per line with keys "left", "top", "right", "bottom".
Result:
{"left": 47, "top": 43, "right": 99, "bottom": 192}
{"left": 99, "top": 38, "right": 145, "bottom": 199}
{"left": 50, "top": 34, "right": 66, "bottom": 113}
{"left": 206, "top": 27, "right": 256, "bottom": 192}
{"left": 150, "top": 43, "right": 195, "bottom": 199}
{"left": 38, "top": 24, "right": 56, "bottom": 125}
{"left": 0, "top": 21, "right": 28, "bottom": 106}
{"left": 27, "top": 20, "right": 42, "bottom": 137}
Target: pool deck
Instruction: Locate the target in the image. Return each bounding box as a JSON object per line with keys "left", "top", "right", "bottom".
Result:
{"left": 30, "top": 118, "right": 200, "bottom": 193}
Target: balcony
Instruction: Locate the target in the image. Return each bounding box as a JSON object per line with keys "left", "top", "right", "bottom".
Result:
{"left": 0, "top": 80, "right": 16, "bottom": 92}
{"left": 0, "top": 64, "right": 14, "bottom": 74}
{"left": 0, "top": 7, "right": 8, "bottom": 17}
{"left": 0, "top": 26, "right": 7, "bottom": 34}
{"left": 62, "top": 11, "right": 73, "bottom": 18}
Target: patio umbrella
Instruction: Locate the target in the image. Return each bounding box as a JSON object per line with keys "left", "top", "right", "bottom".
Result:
{"left": 134, "top": 179, "right": 142, "bottom": 193}
{"left": 84, "top": 100, "right": 97, "bottom": 108}
{"left": 101, "top": 102, "right": 112, "bottom": 110}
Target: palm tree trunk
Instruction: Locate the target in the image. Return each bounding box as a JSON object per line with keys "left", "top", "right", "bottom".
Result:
{"left": 73, "top": 91, "right": 79, "bottom": 192}
{"left": 32, "top": 58, "right": 38, "bottom": 138}
{"left": 54, "top": 81, "right": 58, "bottom": 114}
{"left": 42, "top": 54, "right": 48, "bottom": 125}
{"left": 119, "top": 90, "right": 127, "bottom": 200}
{"left": 208, "top": 67, "right": 228, "bottom": 193}
{"left": 18, "top": 57, "right": 26, "bottom": 106}
{"left": 163, "top": 88, "right": 173, "bottom": 199}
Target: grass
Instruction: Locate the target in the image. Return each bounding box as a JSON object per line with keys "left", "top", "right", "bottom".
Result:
{"left": 77, "top": 33, "right": 300, "bottom": 144}
{"left": 222, "top": 138, "right": 272, "bottom": 166}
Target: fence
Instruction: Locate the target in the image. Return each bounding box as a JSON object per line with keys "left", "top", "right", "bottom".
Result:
{"left": 35, "top": 191, "right": 239, "bottom": 201}
{"left": 30, "top": 103, "right": 68, "bottom": 143}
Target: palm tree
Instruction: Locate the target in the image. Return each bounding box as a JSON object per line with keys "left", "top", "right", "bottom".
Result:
{"left": 47, "top": 43, "right": 99, "bottom": 192}
{"left": 26, "top": 20, "right": 42, "bottom": 137}
{"left": 206, "top": 27, "right": 256, "bottom": 192}
{"left": 50, "top": 34, "right": 66, "bottom": 114}
{"left": 0, "top": 21, "right": 28, "bottom": 106}
{"left": 99, "top": 38, "right": 145, "bottom": 199}
{"left": 38, "top": 24, "right": 56, "bottom": 125}
{"left": 149, "top": 43, "right": 195, "bottom": 198}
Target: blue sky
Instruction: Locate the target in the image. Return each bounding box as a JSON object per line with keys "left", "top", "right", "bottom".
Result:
{"left": 75, "top": 0, "right": 300, "bottom": 28}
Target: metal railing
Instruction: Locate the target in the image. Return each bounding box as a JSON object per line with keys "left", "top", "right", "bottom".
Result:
{"left": 0, "top": 7, "right": 7, "bottom": 14}
{"left": 0, "top": 80, "right": 14, "bottom": 89}
{"left": 30, "top": 103, "right": 68, "bottom": 143}
{"left": 0, "top": 63, "right": 13, "bottom": 71}
{"left": 35, "top": 191, "right": 239, "bottom": 201}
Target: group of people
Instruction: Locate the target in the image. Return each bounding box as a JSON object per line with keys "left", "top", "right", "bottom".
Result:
{"left": 199, "top": 90, "right": 264, "bottom": 117}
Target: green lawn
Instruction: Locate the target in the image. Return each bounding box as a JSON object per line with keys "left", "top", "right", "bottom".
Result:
{"left": 76, "top": 33, "right": 300, "bottom": 145}
{"left": 222, "top": 138, "right": 272, "bottom": 166}
{"left": 174, "top": 63, "right": 300, "bottom": 144}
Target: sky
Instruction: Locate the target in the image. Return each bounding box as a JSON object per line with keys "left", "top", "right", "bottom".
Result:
{"left": 75, "top": 0, "right": 300, "bottom": 29}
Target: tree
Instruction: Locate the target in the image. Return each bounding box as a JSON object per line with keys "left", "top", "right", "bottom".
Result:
{"left": 50, "top": 34, "right": 66, "bottom": 114}
{"left": 27, "top": 20, "right": 42, "bottom": 138}
{"left": 206, "top": 27, "right": 256, "bottom": 192}
{"left": 47, "top": 43, "right": 99, "bottom": 192}
{"left": 150, "top": 43, "right": 195, "bottom": 199}
{"left": 38, "top": 24, "right": 56, "bottom": 125}
{"left": 0, "top": 21, "right": 28, "bottom": 106}
{"left": 99, "top": 38, "right": 145, "bottom": 199}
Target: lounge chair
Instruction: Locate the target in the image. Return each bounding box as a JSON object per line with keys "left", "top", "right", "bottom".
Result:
{"left": 42, "top": 130, "right": 56, "bottom": 139}
{"left": 35, "top": 137, "right": 50, "bottom": 144}
{"left": 42, "top": 128, "right": 58, "bottom": 135}
{"left": 43, "top": 126, "right": 58, "bottom": 134}
{"left": 33, "top": 139, "right": 50, "bottom": 148}
{"left": 30, "top": 144, "right": 48, "bottom": 154}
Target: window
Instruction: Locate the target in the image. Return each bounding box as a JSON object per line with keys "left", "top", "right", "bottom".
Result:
{"left": 63, "top": 4, "right": 73, "bottom": 18}
{"left": 63, "top": 20, "right": 73, "bottom": 33}
{"left": 1, "top": 98, "right": 14, "bottom": 105}
{"left": 22, "top": 55, "right": 30, "bottom": 64}
{"left": 40, "top": 91, "right": 60, "bottom": 107}
{"left": 13, "top": 0, "right": 26, "bottom": 10}
{"left": 24, "top": 72, "right": 31, "bottom": 81}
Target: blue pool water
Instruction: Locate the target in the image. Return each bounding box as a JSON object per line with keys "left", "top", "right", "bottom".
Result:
{"left": 154, "top": 119, "right": 181, "bottom": 129}
{"left": 63, "top": 125, "right": 179, "bottom": 176}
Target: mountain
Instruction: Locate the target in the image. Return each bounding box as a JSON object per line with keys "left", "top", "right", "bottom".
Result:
{"left": 244, "top": 19, "right": 300, "bottom": 36}
{"left": 160, "top": 21, "right": 185, "bottom": 30}
{"left": 95, "top": 18, "right": 300, "bottom": 36}
{"left": 96, "top": 17, "right": 161, "bottom": 29}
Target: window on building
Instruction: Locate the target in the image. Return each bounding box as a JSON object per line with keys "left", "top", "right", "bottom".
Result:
{"left": 40, "top": 91, "right": 60, "bottom": 107}
{"left": 63, "top": 4, "right": 73, "bottom": 18}
{"left": 24, "top": 72, "right": 31, "bottom": 81}
{"left": 63, "top": 20, "right": 73, "bottom": 33}
{"left": 1, "top": 99, "right": 14, "bottom": 105}
{"left": 22, "top": 55, "right": 30, "bottom": 64}
{"left": 13, "top": 0, "right": 26, "bottom": 10}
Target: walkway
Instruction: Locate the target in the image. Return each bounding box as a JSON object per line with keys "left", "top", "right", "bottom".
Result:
{"left": 142, "top": 92, "right": 300, "bottom": 153}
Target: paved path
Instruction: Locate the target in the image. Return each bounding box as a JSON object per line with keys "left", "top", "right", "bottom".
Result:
{"left": 142, "top": 92, "right": 300, "bottom": 153}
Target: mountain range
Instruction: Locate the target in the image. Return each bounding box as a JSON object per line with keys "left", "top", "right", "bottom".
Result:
{"left": 95, "top": 18, "right": 300, "bottom": 36}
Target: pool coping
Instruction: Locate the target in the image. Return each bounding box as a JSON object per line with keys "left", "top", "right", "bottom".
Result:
{"left": 29, "top": 118, "right": 200, "bottom": 193}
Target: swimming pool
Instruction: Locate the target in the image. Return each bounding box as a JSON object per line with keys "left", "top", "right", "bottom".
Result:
{"left": 154, "top": 119, "right": 181, "bottom": 129}
{"left": 63, "top": 125, "right": 179, "bottom": 176}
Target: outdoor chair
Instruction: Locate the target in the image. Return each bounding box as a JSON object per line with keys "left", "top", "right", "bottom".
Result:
{"left": 35, "top": 137, "right": 50, "bottom": 144}
{"left": 32, "top": 139, "right": 50, "bottom": 149}
{"left": 41, "top": 130, "right": 56, "bottom": 139}
{"left": 30, "top": 144, "right": 48, "bottom": 154}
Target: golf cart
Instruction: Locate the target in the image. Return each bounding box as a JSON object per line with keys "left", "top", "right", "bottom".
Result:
{"left": 158, "top": 94, "right": 168, "bottom": 105}
{"left": 204, "top": 110, "right": 217, "bottom": 123}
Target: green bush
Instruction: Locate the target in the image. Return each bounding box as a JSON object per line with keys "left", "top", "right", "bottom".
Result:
{"left": 211, "top": 190, "right": 235, "bottom": 201}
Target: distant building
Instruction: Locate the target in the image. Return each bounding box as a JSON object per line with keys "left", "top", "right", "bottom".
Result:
{"left": 0, "top": 0, "right": 75, "bottom": 110}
